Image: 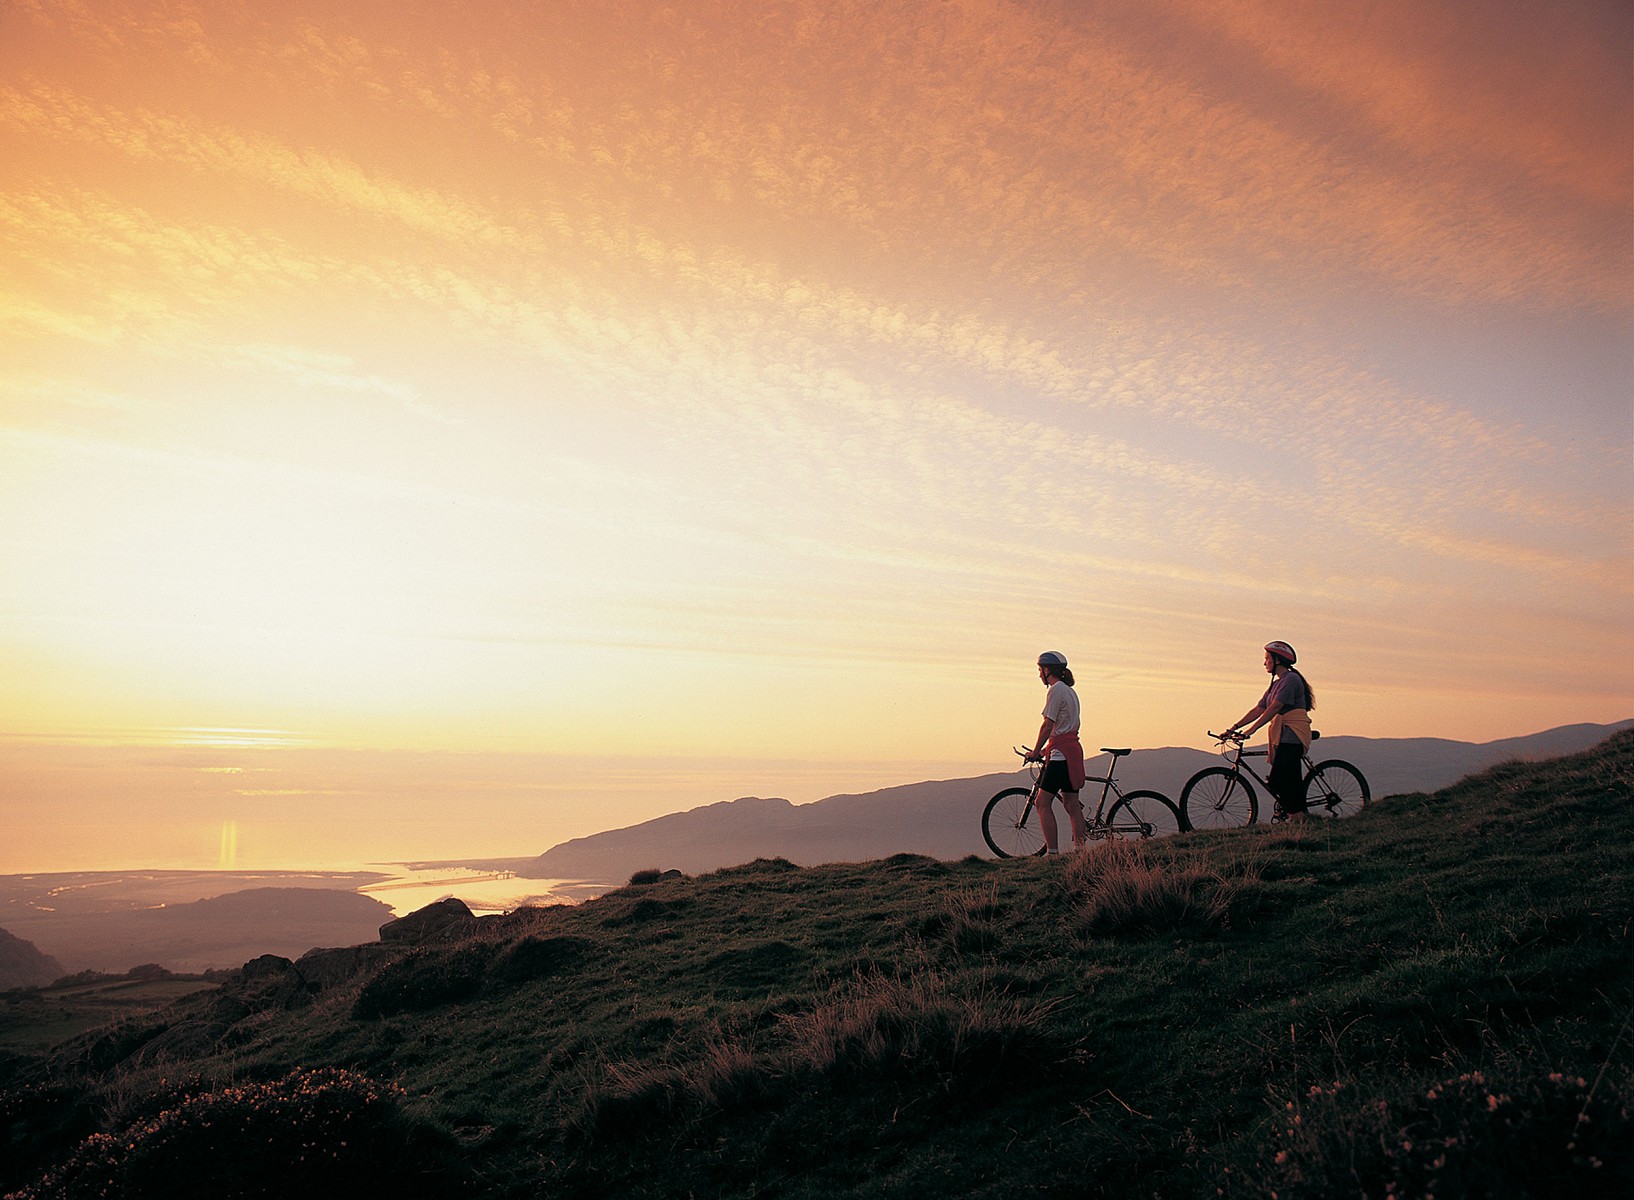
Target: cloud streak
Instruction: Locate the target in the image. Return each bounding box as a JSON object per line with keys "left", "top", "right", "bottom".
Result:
{"left": 0, "top": 0, "right": 1626, "bottom": 787}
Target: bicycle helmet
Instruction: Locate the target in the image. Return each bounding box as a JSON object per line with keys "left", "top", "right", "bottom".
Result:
{"left": 1264, "top": 640, "right": 1297, "bottom": 665}
{"left": 1037, "top": 651, "right": 1068, "bottom": 669}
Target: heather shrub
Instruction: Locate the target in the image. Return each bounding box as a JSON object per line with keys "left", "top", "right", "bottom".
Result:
{"left": 1251, "top": 1064, "right": 1634, "bottom": 1198}
{"left": 10, "top": 1067, "right": 462, "bottom": 1199}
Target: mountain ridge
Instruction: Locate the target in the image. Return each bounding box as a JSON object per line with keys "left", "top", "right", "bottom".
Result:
{"left": 524, "top": 719, "right": 1633, "bottom": 880}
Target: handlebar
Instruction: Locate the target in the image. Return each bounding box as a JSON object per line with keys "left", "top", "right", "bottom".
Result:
{"left": 1208, "top": 730, "right": 1245, "bottom": 745}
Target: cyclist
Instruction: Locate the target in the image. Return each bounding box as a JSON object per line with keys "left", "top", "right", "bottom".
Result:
{"left": 1024, "top": 650, "right": 1086, "bottom": 852}
{"left": 1225, "top": 640, "right": 1315, "bottom": 820}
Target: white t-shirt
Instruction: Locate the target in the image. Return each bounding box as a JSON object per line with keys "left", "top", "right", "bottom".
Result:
{"left": 1042, "top": 681, "right": 1080, "bottom": 760}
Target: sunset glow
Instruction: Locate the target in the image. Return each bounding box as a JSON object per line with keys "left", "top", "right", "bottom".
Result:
{"left": 2, "top": 0, "right": 1629, "bottom": 870}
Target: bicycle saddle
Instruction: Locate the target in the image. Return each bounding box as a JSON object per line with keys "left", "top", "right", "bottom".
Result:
{"left": 1101, "top": 747, "right": 1131, "bottom": 757}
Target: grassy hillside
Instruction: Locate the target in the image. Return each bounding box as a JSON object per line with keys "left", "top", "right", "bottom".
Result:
{"left": 2, "top": 732, "right": 1631, "bottom": 1198}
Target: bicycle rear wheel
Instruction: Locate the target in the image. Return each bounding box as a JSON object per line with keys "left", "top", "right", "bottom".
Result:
{"left": 1105, "top": 790, "right": 1183, "bottom": 840}
{"left": 1303, "top": 760, "right": 1368, "bottom": 818}
{"left": 982, "top": 788, "right": 1047, "bottom": 857}
{"left": 1181, "top": 767, "right": 1258, "bottom": 829}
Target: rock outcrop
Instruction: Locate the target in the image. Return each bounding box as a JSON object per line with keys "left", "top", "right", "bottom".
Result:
{"left": 379, "top": 897, "right": 479, "bottom": 945}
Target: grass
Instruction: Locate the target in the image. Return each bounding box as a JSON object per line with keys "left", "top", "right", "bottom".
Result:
{"left": 1, "top": 732, "right": 1631, "bottom": 1197}
{"left": 0, "top": 976, "right": 220, "bottom": 1053}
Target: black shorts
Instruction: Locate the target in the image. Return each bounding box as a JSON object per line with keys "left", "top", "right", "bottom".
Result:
{"left": 1039, "top": 757, "right": 1077, "bottom": 795}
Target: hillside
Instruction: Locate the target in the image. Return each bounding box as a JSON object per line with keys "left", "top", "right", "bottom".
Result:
{"left": 1, "top": 731, "right": 1631, "bottom": 1198}
{"left": 526, "top": 720, "right": 1633, "bottom": 880}
{"left": 0, "top": 887, "right": 394, "bottom": 975}
{"left": 0, "top": 930, "right": 62, "bottom": 991}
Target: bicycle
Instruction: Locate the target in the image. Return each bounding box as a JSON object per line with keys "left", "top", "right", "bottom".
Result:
{"left": 1180, "top": 730, "right": 1369, "bottom": 830}
{"left": 982, "top": 747, "right": 1183, "bottom": 857}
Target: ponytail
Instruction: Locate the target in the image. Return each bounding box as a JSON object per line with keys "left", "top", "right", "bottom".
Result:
{"left": 1057, "top": 666, "right": 1076, "bottom": 688}
{"left": 1290, "top": 667, "right": 1315, "bottom": 710}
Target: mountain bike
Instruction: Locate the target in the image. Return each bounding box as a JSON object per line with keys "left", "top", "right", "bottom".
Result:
{"left": 1180, "top": 730, "right": 1369, "bottom": 830}
{"left": 982, "top": 747, "right": 1182, "bottom": 857}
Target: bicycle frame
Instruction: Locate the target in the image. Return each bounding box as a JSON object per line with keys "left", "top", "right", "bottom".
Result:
{"left": 981, "top": 748, "right": 1183, "bottom": 857}
{"left": 1181, "top": 732, "right": 1370, "bottom": 831}
{"left": 1215, "top": 737, "right": 1312, "bottom": 813}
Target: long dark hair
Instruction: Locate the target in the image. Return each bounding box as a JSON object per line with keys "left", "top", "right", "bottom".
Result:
{"left": 1287, "top": 665, "right": 1315, "bottom": 710}
{"left": 1053, "top": 666, "right": 1076, "bottom": 688}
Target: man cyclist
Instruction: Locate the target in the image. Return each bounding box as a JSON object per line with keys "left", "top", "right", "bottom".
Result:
{"left": 1024, "top": 650, "right": 1087, "bottom": 852}
{"left": 1225, "top": 639, "right": 1316, "bottom": 820}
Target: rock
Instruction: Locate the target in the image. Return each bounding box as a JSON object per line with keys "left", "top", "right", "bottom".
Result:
{"left": 215, "top": 954, "right": 310, "bottom": 1014}
{"left": 294, "top": 944, "right": 397, "bottom": 990}
{"left": 379, "top": 897, "right": 478, "bottom": 946}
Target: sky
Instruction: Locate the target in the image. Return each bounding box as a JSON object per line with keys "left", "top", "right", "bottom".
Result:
{"left": 2, "top": 0, "right": 1630, "bottom": 871}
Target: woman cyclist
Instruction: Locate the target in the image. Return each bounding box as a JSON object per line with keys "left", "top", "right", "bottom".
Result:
{"left": 1226, "top": 640, "right": 1315, "bottom": 820}
{"left": 1024, "top": 650, "right": 1087, "bottom": 852}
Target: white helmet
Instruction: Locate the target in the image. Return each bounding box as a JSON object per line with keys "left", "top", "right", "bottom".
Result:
{"left": 1264, "top": 640, "right": 1297, "bottom": 665}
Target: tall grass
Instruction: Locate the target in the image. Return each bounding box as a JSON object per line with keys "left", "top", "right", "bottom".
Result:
{"left": 578, "top": 969, "right": 1058, "bottom": 1139}
{"left": 1063, "top": 837, "right": 1261, "bottom": 935}
{"left": 780, "top": 969, "right": 1056, "bottom": 1082}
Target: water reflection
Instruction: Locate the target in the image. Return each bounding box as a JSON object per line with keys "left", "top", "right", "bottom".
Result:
{"left": 358, "top": 866, "right": 614, "bottom": 917}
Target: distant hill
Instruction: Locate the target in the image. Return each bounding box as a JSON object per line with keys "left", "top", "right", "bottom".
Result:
{"left": 1, "top": 729, "right": 1627, "bottom": 1198}
{"left": 0, "top": 927, "right": 63, "bottom": 989}
{"left": 526, "top": 720, "right": 1633, "bottom": 881}
{"left": 0, "top": 887, "right": 394, "bottom": 974}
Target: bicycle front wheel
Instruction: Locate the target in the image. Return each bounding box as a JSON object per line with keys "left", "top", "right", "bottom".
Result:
{"left": 1106, "top": 790, "right": 1184, "bottom": 840}
{"left": 1303, "top": 760, "right": 1369, "bottom": 818}
{"left": 1181, "top": 767, "right": 1258, "bottom": 829}
{"left": 982, "top": 788, "right": 1047, "bottom": 858}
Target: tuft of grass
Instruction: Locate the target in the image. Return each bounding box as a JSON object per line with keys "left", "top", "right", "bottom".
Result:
{"left": 577, "top": 1032, "right": 773, "bottom": 1139}
{"left": 778, "top": 969, "right": 1057, "bottom": 1084}
{"left": 1063, "top": 837, "right": 1260, "bottom": 935}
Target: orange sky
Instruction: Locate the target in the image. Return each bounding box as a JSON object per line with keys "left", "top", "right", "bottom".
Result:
{"left": 1, "top": 0, "right": 1629, "bottom": 869}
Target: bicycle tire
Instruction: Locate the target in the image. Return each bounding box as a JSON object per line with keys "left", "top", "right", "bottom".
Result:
{"left": 1303, "top": 759, "right": 1369, "bottom": 818}
{"left": 1106, "top": 790, "right": 1184, "bottom": 840}
{"left": 1181, "top": 767, "right": 1259, "bottom": 829}
{"left": 982, "top": 787, "right": 1047, "bottom": 858}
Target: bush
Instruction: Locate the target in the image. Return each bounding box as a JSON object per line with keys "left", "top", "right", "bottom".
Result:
{"left": 0, "top": 1083, "right": 99, "bottom": 1195}
{"left": 10, "top": 1068, "right": 463, "bottom": 1199}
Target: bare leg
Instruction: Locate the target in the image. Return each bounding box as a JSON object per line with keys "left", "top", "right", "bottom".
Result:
{"left": 1035, "top": 792, "right": 1060, "bottom": 852}
{"left": 1061, "top": 791, "right": 1086, "bottom": 848}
